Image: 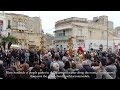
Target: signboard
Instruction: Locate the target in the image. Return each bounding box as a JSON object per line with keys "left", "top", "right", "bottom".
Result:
{"left": 0, "top": 20, "right": 3, "bottom": 31}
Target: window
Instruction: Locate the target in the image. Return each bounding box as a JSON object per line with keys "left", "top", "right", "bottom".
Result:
{"left": 8, "top": 20, "right": 11, "bottom": 28}
{"left": 78, "top": 29, "right": 82, "bottom": 36}
{"left": 18, "top": 22, "right": 19, "bottom": 26}
{"left": 102, "top": 31, "right": 104, "bottom": 39}
{"left": 63, "top": 30, "right": 65, "bottom": 36}
{"left": 58, "top": 33, "right": 63, "bottom": 37}
{"left": 8, "top": 33, "right": 10, "bottom": 36}
{"left": 89, "top": 31, "right": 92, "bottom": 37}
{"left": 15, "top": 22, "right": 18, "bottom": 27}
{"left": 8, "top": 20, "right": 10, "bottom": 25}
{"left": 13, "top": 21, "right": 17, "bottom": 27}
{"left": 21, "top": 23, "right": 22, "bottom": 27}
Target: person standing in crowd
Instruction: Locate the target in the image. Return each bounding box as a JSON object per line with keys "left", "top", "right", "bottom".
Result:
{"left": 29, "top": 50, "right": 34, "bottom": 64}
{"left": 25, "top": 50, "right": 30, "bottom": 63}
{"left": 5, "top": 52, "right": 11, "bottom": 67}
{"left": 0, "top": 49, "right": 6, "bottom": 67}
{"left": 62, "top": 52, "right": 69, "bottom": 62}
{"left": 48, "top": 63, "right": 59, "bottom": 79}
{"left": 48, "top": 62, "right": 66, "bottom": 79}
{"left": 50, "top": 54, "right": 65, "bottom": 72}
{"left": 84, "top": 54, "right": 92, "bottom": 66}
{"left": 103, "top": 56, "right": 117, "bottom": 79}
{"left": 33, "top": 49, "right": 38, "bottom": 62}
{"left": 21, "top": 50, "right": 25, "bottom": 64}
{"left": 115, "top": 56, "right": 120, "bottom": 79}
{"left": 18, "top": 63, "right": 30, "bottom": 79}
{"left": 13, "top": 57, "right": 21, "bottom": 71}
{"left": 0, "top": 60, "right": 5, "bottom": 79}
{"left": 40, "top": 61, "right": 49, "bottom": 72}
{"left": 75, "top": 57, "right": 83, "bottom": 70}
{"left": 36, "top": 49, "right": 40, "bottom": 62}
{"left": 94, "top": 61, "right": 114, "bottom": 79}
{"left": 51, "top": 48, "right": 55, "bottom": 59}
{"left": 62, "top": 56, "right": 68, "bottom": 64}
{"left": 16, "top": 50, "right": 22, "bottom": 63}
{"left": 64, "top": 61, "right": 72, "bottom": 72}
{"left": 43, "top": 55, "right": 51, "bottom": 71}
{"left": 59, "top": 51, "right": 63, "bottom": 60}
{"left": 82, "top": 60, "right": 96, "bottom": 79}
{"left": 31, "top": 63, "right": 40, "bottom": 72}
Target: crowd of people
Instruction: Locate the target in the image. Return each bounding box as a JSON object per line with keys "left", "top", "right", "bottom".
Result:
{"left": 0, "top": 47, "right": 120, "bottom": 79}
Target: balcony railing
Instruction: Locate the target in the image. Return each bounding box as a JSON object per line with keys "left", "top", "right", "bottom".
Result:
{"left": 28, "top": 41, "right": 35, "bottom": 45}
{"left": 76, "top": 36, "right": 86, "bottom": 40}
{"left": 54, "top": 36, "right": 72, "bottom": 41}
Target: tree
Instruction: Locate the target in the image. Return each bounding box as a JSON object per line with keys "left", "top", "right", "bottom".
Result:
{"left": 1, "top": 36, "right": 8, "bottom": 50}
{"left": 1, "top": 35, "right": 18, "bottom": 50}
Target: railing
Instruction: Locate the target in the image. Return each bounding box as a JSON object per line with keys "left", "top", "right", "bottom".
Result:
{"left": 54, "top": 36, "right": 72, "bottom": 41}
{"left": 76, "top": 36, "right": 86, "bottom": 40}
{"left": 28, "top": 41, "right": 35, "bottom": 45}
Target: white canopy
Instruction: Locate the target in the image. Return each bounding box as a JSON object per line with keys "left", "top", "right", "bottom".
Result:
{"left": 10, "top": 45, "right": 21, "bottom": 49}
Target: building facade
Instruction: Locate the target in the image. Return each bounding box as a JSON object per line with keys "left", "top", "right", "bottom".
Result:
{"left": 113, "top": 27, "right": 120, "bottom": 52}
{"left": 2, "top": 12, "right": 43, "bottom": 49}
{"left": 54, "top": 16, "right": 115, "bottom": 51}
{"left": 0, "top": 12, "right": 6, "bottom": 36}
{"left": 44, "top": 33, "right": 54, "bottom": 50}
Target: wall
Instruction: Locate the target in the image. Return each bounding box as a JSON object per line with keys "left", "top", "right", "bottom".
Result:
{"left": 54, "top": 16, "right": 115, "bottom": 51}
{"left": 0, "top": 13, "right": 7, "bottom": 36}
{"left": 5, "top": 13, "right": 42, "bottom": 49}
{"left": 85, "top": 40, "right": 114, "bottom": 51}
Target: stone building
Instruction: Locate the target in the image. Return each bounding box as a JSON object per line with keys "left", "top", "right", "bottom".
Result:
{"left": 3, "top": 12, "right": 42, "bottom": 49}
{"left": 54, "top": 16, "right": 116, "bottom": 51}
{"left": 0, "top": 11, "right": 6, "bottom": 36}
{"left": 44, "top": 33, "right": 54, "bottom": 50}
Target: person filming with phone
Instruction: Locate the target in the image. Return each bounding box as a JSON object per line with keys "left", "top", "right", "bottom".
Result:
{"left": 97, "top": 55, "right": 117, "bottom": 79}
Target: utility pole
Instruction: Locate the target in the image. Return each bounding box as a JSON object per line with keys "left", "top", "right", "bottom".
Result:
{"left": 107, "top": 16, "right": 108, "bottom": 51}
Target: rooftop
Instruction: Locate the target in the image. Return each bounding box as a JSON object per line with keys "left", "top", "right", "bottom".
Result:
{"left": 5, "top": 13, "right": 29, "bottom": 17}
{"left": 55, "top": 17, "right": 87, "bottom": 24}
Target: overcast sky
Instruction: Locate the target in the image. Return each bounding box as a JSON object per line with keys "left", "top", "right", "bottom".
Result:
{"left": 2, "top": 11, "right": 120, "bottom": 34}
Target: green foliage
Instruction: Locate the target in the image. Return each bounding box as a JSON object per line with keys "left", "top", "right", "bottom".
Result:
{"left": 1, "top": 35, "right": 18, "bottom": 50}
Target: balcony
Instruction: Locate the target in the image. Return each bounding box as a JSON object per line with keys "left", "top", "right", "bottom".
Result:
{"left": 28, "top": 41, "right": 35, "bottom": 45}
{"left": 76, "top": 36, "right": 86, "bottom": 40}
{"left": 54, "top": 36, "right": 72, "bottom": 41}
{"left": 54, "top": 28, "right": 72, "bottom": 32}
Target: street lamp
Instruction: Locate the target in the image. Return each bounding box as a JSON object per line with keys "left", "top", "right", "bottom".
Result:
{"left": 107, "top": 16, "right": 108, "bottom": 51}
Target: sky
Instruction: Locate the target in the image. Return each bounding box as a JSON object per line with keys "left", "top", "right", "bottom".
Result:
{"left": 2, "top": 11, "right": 120, "bottom": 34}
